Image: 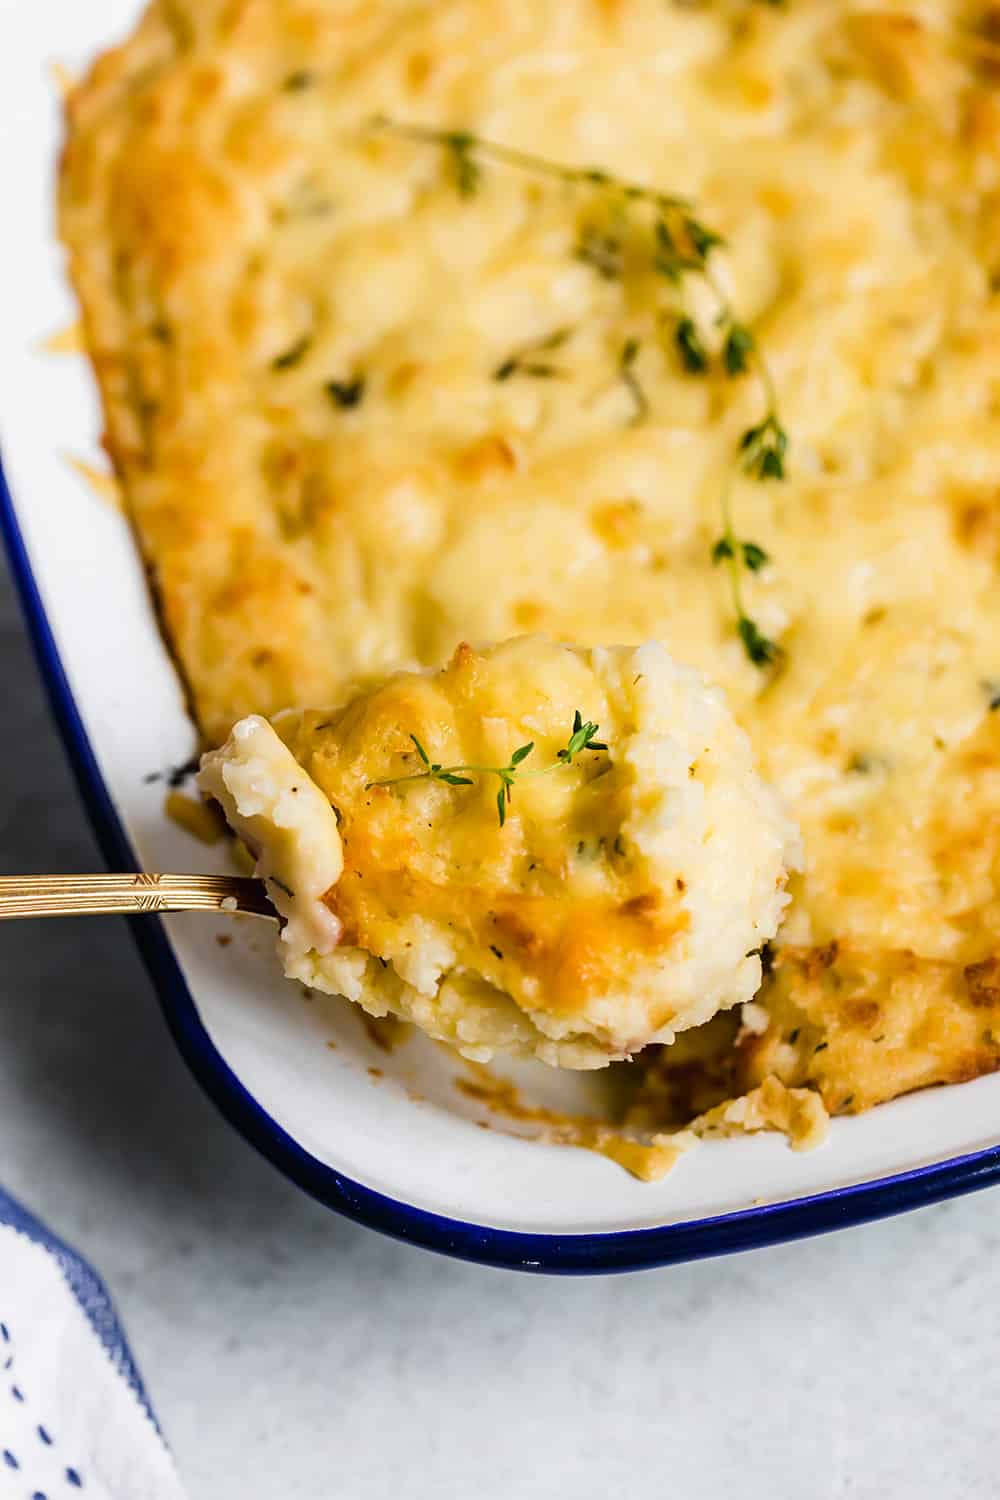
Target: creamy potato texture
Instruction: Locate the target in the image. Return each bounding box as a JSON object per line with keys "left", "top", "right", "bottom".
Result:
{"left": 199, "top": 639, "right": 798, "bottom": 1067}
{"left": 61, "top": 0, "right": 1000, "bottom": 1114}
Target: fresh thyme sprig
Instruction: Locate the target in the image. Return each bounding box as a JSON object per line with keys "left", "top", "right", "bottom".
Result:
{"left": 705, "top": 334, "right": 786, "bottom": 666}
{"left": 369, "top": 116, "right": 789, "bottom": 666}
{"left": 368, "top": 711, "right": 607, "bottom": 827}
{"left": 370, "top": 115, "right": 691, "bottom": 213}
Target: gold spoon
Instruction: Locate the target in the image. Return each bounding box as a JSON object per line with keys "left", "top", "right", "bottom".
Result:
{"left": 0, "top": 873, "right": 276, "bottom": 920}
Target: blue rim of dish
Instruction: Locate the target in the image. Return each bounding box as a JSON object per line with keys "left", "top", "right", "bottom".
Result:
{"left": 3, "top": 455, "right": 1000, "bottom": 1274}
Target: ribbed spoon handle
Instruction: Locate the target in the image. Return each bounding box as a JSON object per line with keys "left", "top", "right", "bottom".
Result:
{"left": 0, "top": 873, "right": 275, "bottom": 919}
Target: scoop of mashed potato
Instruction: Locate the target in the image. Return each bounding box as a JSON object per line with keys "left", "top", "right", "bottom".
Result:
{"left": 199, "top": 638, "right": 799, "bottom": 1068}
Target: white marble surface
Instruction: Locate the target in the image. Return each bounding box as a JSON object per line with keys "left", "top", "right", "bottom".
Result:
{"left": 1, "top": 557, "right": 998, "bottom": 1500}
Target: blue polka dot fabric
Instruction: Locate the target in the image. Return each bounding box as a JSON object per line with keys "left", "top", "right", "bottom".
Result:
{"left": 0, "top": 1190, "right": 185, "bottom": 1499}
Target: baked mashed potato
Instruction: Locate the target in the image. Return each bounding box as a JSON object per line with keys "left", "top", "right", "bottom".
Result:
{"left": 60, "top": 0, "right": 1000, "bottom": 1127}
{"left": 199, "top": 638, "right": 799, "bottom": 1067}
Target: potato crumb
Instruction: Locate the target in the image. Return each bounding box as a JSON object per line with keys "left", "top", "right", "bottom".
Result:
{"left": 691, "top": 1076, "right": 830, "bottom": 1153}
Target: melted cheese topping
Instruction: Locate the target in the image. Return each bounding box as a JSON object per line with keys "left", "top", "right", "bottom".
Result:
{"left": 61, "top": 0, "right": 1000, "bottom": 1109}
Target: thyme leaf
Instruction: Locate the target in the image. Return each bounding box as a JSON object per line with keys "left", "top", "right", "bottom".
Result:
{"left": 675, "top": 316, "right": 709, "bottom": 374}
{"left": 738, "top": 615, "right": 780, "bottom": 667}
{"left": 444, "top": 130, "right": 481, "bottom": 196}
{"left": 741, "top": 412, "right": 788, "bottom": 480}
{"left": 653, "top": 219, "right": 702, "bottom": 283}
{"left": 326, "top": 375, "right": 365, "bottom": 408}
{"left": 619, "top": 337, "right": 648, "bottom": 424}
{"left": 741, "top": 540, "right": 769, "bottom": 572}
{"left": 494, "top": 327, "right": 572, "bottom": 382}
{"left": 684, "top": 217, "right": 725, "bottom": 260}
{"left": 723, "top": 322, "right": 755, "bottom": 376}
{"left": 272, "top": 336, "right": 312, "bottom": 371}
{"left": 576, "top": 225, "right": 625, "bottom": 280}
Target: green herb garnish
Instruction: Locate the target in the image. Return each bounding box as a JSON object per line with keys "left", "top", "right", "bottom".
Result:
{"left": 576, "top": 225, "right": 625, "bottom": 280}
{"left": 494, "top": 327, "right": 571, "bottom": 382}
{"left": 272, "top": 336, "right": 312, "bottom": 371}
{"left": 738, "top": 615, "right": 780, "bottom": 668}
{"left": 326, "top": 376, "right": 366, "bottom": 408}
{"left": 741, "top": 411, "right": 788, "bottom": 481}
{"left": 722, "top": 321, "right": 754, "bottom": 376}
{"left": 443, "top": 130, "right": 481, "bottom": 197}
{"left": 372, "top": 117, "right": 691, "bottom": 213}
{"left": 618, "top": 338, "right": 648, "bottom": 424}
{"left": 556, "top": 710, "right": 607, "bottom": 762}
{"left": 368, "top": 712, "right": 608, "bottom": 827}
{"left": 709, "top": 347, "right": 787, "bottom": 665}
{"left": 675, "top": 316, "right": 709, "bottom": 374}
{"left": 369, "top": 116, "right": 790, "bottom": 666}
{"left": 712, "top": 484, "right": 780, "bottom": 669}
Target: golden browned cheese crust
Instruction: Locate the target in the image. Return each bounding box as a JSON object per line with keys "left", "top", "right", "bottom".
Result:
{"left": 283, "top": 647, "right": 688, "bottom": 1026}
{"left": 60, "top": 0, "right": 1000, "bottom": 1118}
{"left": 739, "top": 943, "right": 1000, "bottom": 1113}
{"left": 630, "top": 939, "right": 1000, "bottom": 1125}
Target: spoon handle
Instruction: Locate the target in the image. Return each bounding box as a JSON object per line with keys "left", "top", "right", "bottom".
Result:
{"left": 0, "top": 873, "right": 275, "bottom": 920}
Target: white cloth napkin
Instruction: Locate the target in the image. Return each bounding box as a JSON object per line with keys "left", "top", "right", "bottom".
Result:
{"left": 0, "top": 1190, "right": 185, "bottom": 1500}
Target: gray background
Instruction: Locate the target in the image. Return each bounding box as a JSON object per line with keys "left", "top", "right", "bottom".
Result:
{"left": 1, "top": 557, "right": 997, "bottom": 1498}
